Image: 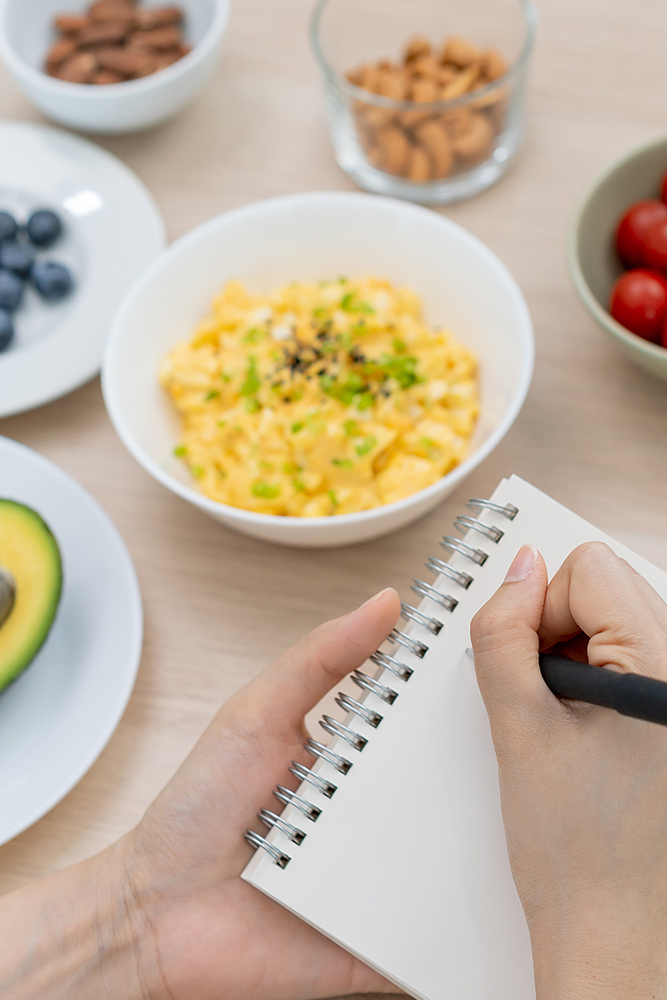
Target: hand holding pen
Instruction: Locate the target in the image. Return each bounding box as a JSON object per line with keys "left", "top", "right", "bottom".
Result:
{"left": 471, "top": 541, "right": 667, "bottom": 1000}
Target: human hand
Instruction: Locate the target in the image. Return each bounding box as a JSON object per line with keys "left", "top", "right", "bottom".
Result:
{"left": 124, "top": 585, "right": 401, "bottom": 1000}
{"left": 0, "top": 587, "right": 401, "bottom": 1000}
{"left": 471, "top": 542, "right": 667, "bottom": 1000}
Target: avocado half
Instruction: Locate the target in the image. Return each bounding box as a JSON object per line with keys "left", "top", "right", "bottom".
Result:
{"left": 0, "top": 499, "right": 63, "bottom": 694}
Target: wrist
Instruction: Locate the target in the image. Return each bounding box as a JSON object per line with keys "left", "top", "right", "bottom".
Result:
{"left": 531, "top": 904, "right": 667, "bottom": 1000}
{"left": 0, "top": 834, "right": 161, "bottom": 1000}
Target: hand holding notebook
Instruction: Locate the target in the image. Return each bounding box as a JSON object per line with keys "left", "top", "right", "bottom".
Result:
{"left": 4, "top": 476, "right": 667, "bottom": 1000}
{"left": 244, "top": 476, "right": 667, "bottom": 1000}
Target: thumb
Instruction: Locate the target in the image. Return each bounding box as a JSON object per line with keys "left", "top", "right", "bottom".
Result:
{"left": 470, "top": 545, "right": 549, "bottom": 728}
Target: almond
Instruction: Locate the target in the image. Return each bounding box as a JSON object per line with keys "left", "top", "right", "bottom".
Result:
{"left": 133, "top": 25, "right": 182, "bottom": 49}
{"left": 357, "top": 63, "right": 381, "bottom": 93}
{"left": 442, "top": 35, "right": 481, "bottom": 68}
{"left": 89, "top": 0, "right": 134, "bottom": 15}
{"left": 54, "top": 14, "right": 90, "bottom": 33}
{"left": 376, "top": 66, "right": 408, "bottom": 100}
{"left": 92, "top": 68, "right": 124, "bottom": 83}
{"left": 134, "top": 6, "right": 182, "bottom": 29}
{"left": 407, "top": 53, "right": 440, "bottom": 79}
{"left": 409, "top": 77, "right": 438, "bottom": 103}
{"left": 450, "top": 111, "right": 493, "bottom": 162}
{"left": 404, "top": 36, "right": 431, "bottom": 63}
{"left": 375, "top": 125, "right": 411, "bottom": 176}
{"left": 57, "top": 51, "right": 97, "bottom": 83}
{"left": 76, "top": 20, "right": 130, "bottom": 45}
{"left": 481, "top": 48, "right": 508, "bottom": 81}
{"left": 439, "top": 63, "right": 480, "bottom": 100}
{"left": 414, "top": 119, "right": 453, "bottom": 177}
{"left": 46, "top": 37, "right": 77, "bottom": 73}
{"left": 94, "top": 45, "right": 154, "bottom": 76}
{"left": 406, "top": 144, "right": 431, "bottom": 182}
{"left": 358, "top": 105, "right": 395, "bottom": 130}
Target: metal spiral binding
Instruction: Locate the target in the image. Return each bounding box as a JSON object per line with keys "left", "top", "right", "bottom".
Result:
{"left": 388, "top": 628, "right": 428, "bottom": 658}
{"left": 352, "top": 669, "right": 397, "bottom": 704}
{"left": 467, "top": 499, "right": 518, "bottom": 519}
{"left": 288, "top": 761, "right": 337, "bottom": 798}
{"left": 441, "top": 536, "right": 488, "bottom": 564}
{"left": 454, "top": 515, "right": 504, "bottom": 543}
{"left": 400, "top": 602, "right": 443, "bottom": 634}
{"left": 304, "top": 738, "right": 352, "bottom": 774}
{"left": 370, "top": 650, "right": 413, "bottom": 681}
{"left": 412, "top": 577, "right": 459, "bottom": 611}
{"left": 335, "top": 692, "right": 383, "bottom": 728}
{"left": 259, "top": 808, "right": 306, "bottom": 845}
{"left": 423, "top": 556, "right": 472, "bottom": 589}
{"left": 320, "top": 715, "right": 368, "bottom": 750}
{"left": 245, "top": 493, "right": 519, "bottom": 867}
{"left": 274, "top": 785, "right": 321, "bottom": 820}
{"left": 244, "top": 830, "right": 290, "bottom": 868}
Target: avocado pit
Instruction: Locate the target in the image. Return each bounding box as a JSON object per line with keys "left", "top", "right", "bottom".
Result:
{"left": 0, "top": 565, "right": 16, "bottom": 628}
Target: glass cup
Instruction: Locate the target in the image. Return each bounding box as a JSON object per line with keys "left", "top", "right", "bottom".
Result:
{"left": 310, "top": 0, "right": 537, "bottom": 205}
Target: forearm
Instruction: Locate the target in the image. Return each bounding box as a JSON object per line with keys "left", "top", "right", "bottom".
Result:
{"left": 0, "top": 838, "right": 153, "bottom": 1000}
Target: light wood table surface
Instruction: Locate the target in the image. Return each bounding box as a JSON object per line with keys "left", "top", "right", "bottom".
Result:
{"left": 2, "top": 0, "right": 667, "bottom": 994}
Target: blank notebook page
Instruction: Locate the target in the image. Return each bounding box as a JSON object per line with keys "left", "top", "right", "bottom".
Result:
{"left": 242, "top": 475, "right": 667, "bottom": 1000}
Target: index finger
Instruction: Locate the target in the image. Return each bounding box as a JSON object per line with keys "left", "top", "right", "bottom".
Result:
{"left": 539, "top": 542, "right": 667, "bottom": 679}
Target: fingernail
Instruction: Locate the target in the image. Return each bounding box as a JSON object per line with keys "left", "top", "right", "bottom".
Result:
{"left": 359, "top": 586, "right": 397, "bottom": 608}
{"left": 504, "top": 545, "right": 538, "bottom": 582}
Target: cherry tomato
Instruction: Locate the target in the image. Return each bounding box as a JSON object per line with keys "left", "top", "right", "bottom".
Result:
{"left": 644, "top": 216, "right": 667, "bottom": 275}
{"left": 661, "top": 169, "right": 667, "bottom": 206}
{"left": 616, "top": 200, "right": 667, "bottom": 268}
{"left": 661, "top": 315, "right": 667, "bottom": 349}
{"left": 609, "top": 268, "right": 667, "bottom": 341}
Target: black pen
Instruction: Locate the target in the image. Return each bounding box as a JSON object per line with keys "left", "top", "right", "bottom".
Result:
{"left": 539, "top": 654, "right": 667, "bottom": 727}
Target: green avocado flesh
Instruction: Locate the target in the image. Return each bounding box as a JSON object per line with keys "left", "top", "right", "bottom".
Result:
{"left": 0, "top": 500, "right": 63, "bottom": 694}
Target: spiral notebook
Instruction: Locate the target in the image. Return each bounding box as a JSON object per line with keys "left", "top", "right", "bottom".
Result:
{"left": 242, "top": 475, "right": 667, "bottom": 1000}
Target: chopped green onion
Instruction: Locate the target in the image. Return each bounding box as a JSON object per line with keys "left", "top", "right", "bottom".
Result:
{"left": 243, "top": 327, "right": 267, "bottom": 344}
{"left": 173, "top": 444, "right": 187, "bottom": 457}
{"left": 244, "top": 398, "right": 261, "bottom": 413}
{"left": 291, "top": 421, "right": 305, "bottom": 433}
{"left": 355, "top": 435, "right": 377, "bottom": 457}
{"left": 332, "top": 458, "right": 353, "bottom": 468}
{"left": 240, "top": 356, "right": 261, "bottom": 396}
{"left": 205, "top": 389, "right": 220, "bottom": 401}
{"left": 252, "top": 482, "right": 280, "bottom": 499}
{"left": 344, "top": 419, "right": 360, "bottom": 437}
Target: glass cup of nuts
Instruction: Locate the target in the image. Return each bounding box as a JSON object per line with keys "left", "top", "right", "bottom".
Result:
{"left": 311, "top": 0, "right": 537, "bottom": 204}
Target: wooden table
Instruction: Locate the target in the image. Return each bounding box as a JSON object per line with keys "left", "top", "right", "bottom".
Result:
{"left": 2, "top": 0, "right": 667, "bottom": 994}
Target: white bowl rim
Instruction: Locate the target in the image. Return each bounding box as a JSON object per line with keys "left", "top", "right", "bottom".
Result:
{"left": 566, "top": 133, "right": 667, "bottom": 361}
{"left": 103, "top": 190, "right": 535, "bottom": 532}
{"left": 0, "top": 0, "right": 230, "bottom": 99}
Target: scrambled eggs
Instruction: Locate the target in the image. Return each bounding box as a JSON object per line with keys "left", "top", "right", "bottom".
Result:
{"left": 159, "top": 278, "right": 478, "bottom": 516}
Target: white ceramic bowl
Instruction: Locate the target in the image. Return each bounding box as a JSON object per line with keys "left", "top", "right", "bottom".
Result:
{"left": 103, "top": 192, "right": 534, "bottom": 548}
{"left": 0, "top": 0, "right": 230, "bottom": 134}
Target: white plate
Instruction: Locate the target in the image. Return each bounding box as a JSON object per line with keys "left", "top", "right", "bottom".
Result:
{"left": 0, "top": 121, "right": 165, "bottom": 418}
{"left": 0, "top": 436, "right": 143, "bottom": 845}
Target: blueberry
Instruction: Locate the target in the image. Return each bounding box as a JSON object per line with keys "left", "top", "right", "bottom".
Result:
{"left": 31, "top": 261, "right": 73, "bottom": 302}
{"left": 0, "top": 309, "right": 14, "bottom": 352}
{"left": 0, "top": 269, "right": 24, "bottom": 312}
{"left": 0, "top": 212, "right": 18, "bottom": 245}
{"left": 26, "top": 209, "right": 63, "bottom": 249}
{"left": 0, "top": 242, "right": 35, "bottom": 279}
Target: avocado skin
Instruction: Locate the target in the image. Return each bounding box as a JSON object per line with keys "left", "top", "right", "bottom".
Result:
{"left": 0, "top": 500, "right": 63, "bottom": 694}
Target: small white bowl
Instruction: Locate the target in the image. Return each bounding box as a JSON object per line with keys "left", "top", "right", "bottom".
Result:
{"left": 0, "top": 0, "right": 230, "bottom": 135}
{"left": 102, "top": 192, "right": 534, "bottom": 548}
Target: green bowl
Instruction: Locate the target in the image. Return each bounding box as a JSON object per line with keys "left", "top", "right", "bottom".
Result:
{"left": 567, "top": 135, "right": 667, "bottom": 381}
